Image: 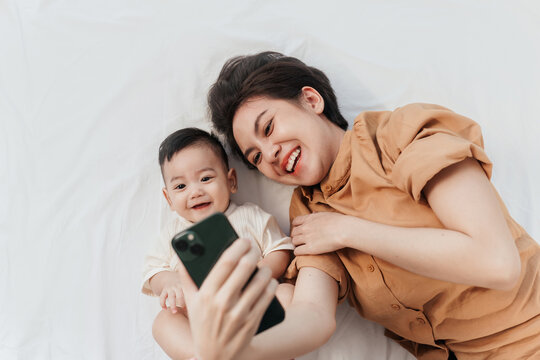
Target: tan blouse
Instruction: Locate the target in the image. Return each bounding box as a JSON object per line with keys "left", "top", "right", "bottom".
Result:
{"left": 286, "top": 103, "right": 540, "bottom": 359}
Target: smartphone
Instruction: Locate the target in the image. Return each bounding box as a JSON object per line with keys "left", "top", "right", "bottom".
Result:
{"left": 171, "top": 212, "right": 285, "bottom": 334}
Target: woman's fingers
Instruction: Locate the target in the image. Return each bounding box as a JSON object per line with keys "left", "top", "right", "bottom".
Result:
{"left": 229, "top": 267, "right": 272, "bottom": 320}
{"left": 291, "top": 234, "right": 305, "bottom": 246}
{"left": 175, "top": 257, "right": 198, "bottom": 305}
{"left": 290, "top": 224, "right": 302, "bottom": 238}
{"left": 202, "top": 238, "right": 252, "bottom": 294}
{"left": 245, "top": 277, "right": 278, "bottom": 330}
{"left": 215, "top": 247, "right": 260, "bottom": 311}
{"left": 291, "top": 214, "right": 308, "bottom": 226}
{"left": 178, "top": 237, "right": 252, "bottom": 307}
{"left": 221, "top": 270, "right": 277, "bottom": 347}
{"left": 294, "top": 245, "right": 307, "bottom": 256}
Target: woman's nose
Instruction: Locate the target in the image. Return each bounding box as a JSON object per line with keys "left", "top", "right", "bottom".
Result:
{"left": 263, "top": 143, "right": 280, "bottom": 163}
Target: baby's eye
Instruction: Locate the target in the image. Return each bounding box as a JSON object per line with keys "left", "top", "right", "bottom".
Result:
{"left": 201, "top": 176, "right": 213, "bottom": 182}
{"left": 253, "top": 152, "right": 261, "bottom": 165}
{"left": 264, "top": 119, "right": 273, "bottom": 136}
{"left": 175, "top": 184, "right": 186, "bottom": 190}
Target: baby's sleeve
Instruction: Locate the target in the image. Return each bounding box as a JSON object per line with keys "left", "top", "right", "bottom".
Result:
{"left": 252, "top": 204, "right": 294, "bottom": 257}
{"left": 374, "top": 103, "right": 493, "bottom": 202}
{"left": 141, "top": 224, "right": 175, "bottom": 296}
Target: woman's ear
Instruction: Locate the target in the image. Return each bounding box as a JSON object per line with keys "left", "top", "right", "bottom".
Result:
{"left": 162, "top": 187, "right": 173, "bottom": 209}
{"left": 228, "top": 168, "right": 238, "bottom": 193}
{"left": 301, "top": 86, "right": 325, "bottom": 114}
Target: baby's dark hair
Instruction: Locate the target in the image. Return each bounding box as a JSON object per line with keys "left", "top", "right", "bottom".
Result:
{"left": 158, "top": 127, "right": 229, "bottom": 174}
{"left": 208, "top": 51, "right": 348, "bottom": 168}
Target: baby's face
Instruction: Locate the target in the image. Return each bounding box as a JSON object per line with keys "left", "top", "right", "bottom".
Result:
{"left": 162, "top": 145, "right": 236, "bottom": 223}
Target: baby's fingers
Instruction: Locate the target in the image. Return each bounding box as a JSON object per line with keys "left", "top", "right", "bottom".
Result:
{"left": 159, "top": 291, "right": 168, "bottom": 309}
{"left": 175, "top": 287, "right": 186, "bottom": 308}
{"left": 168, "top": 291, "right": 178, "bottom": 314}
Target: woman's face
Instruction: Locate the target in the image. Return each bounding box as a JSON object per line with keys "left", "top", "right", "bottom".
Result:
{"left": 232, "top": 87, "right": 345, "bottom": 186}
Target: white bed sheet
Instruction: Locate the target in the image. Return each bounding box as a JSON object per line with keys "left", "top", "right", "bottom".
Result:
{"left": 1, "top": 1, "right": 539, "bottom": 359}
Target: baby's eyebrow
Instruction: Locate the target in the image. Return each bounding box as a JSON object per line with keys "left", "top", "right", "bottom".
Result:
{"left": 197, "top": 167, "right": 216, "bottom": 173}
{"left": 169, "top": 175, "right": 185, "bottom": 183}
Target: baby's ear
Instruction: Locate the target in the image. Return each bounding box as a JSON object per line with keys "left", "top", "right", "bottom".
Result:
{"left": 162, "top": 187, "right": 173, "bottom": 209}
{"left": 228, "top": 168, "right": 238, "bottom": 193}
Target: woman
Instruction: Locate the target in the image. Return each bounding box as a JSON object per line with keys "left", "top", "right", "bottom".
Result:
{"left": 180, "top": 52, "right": 540, "bottom": 360}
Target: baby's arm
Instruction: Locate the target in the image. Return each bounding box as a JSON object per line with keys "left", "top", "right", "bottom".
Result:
{"left": 258, "top": 250, "right": 292, "bottom": 279}
{"left": 149, "top": 271, "right": 185, "bottom": 314}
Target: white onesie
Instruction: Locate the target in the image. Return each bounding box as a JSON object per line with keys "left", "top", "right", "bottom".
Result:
{"left": 141, "top": 202, "right": 293, "bottom": 296}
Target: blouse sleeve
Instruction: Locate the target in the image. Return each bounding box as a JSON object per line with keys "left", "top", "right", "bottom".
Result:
{"left": 284, "top": 187, "right": 350, "bottom": 301}
{"left": 373, "top": 103, "right": 493, "bottom": 202}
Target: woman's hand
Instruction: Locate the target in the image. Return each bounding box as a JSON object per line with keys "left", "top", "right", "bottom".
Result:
{"left": 177, "top": 238, "right": 278, "bottom": 360}
{"left": 291, "top": 212, "right": 357, "bottom": 255}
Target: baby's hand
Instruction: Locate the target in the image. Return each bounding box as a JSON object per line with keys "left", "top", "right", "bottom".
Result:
{"left": 159, "top": 282, "right": 185, "bottom": 314}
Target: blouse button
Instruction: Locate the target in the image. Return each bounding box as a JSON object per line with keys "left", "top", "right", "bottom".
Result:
{"left": 416, "top": 317, "right": 426, "bottom": 325}
{"left": 323, "top": 185, "right": 332, "bottom": 192}
{"left": 391, "top": 304, "right": 401, "bottom": 310}
{"left": 367, "top": 264, "right": 375, "bottom": 272}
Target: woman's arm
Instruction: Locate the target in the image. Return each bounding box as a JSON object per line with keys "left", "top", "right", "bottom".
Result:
{"left": 292, "top": 158, "right": 521, "bottom": 290}
{"left": 238, "top": 266, "right": 338, "bottom": 360}
{"left": 178, "top": 238, "right": 278, "bottom": 360}
{"left": 178, "top": 237, "right": 338, "bottom": 360}
{"left": 257, "top": 249, "right": 292, "bottom": 279}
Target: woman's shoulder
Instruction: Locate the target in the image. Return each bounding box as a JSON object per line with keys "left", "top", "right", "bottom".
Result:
{"left": 353, "top": 103, "right": 454, "bottom": 127}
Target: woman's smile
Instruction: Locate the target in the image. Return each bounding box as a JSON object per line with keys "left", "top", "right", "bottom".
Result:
{"left": 282, "top": 147, "right": 301, "bottom": 173}
{"left": 232, "top": 89, "right": 345, "bottom": 187}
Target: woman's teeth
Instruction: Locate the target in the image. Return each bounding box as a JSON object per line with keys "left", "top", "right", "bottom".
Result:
{"left": 286, "top": 148, "right": 301, "bottom": 172}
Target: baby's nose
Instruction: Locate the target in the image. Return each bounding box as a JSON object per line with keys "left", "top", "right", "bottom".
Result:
{"left": 189, "top": 187, "right": 205, "bottom": 198}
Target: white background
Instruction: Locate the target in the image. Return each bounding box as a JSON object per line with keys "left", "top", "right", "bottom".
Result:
{"left": 1, "top": 1, "right": 539, "bottom": 359}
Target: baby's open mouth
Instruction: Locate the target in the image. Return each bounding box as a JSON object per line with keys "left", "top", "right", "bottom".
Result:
{"left": 192, "top": 202, "right": 211, "bottom": 210}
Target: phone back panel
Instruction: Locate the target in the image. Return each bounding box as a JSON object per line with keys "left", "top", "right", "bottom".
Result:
{"left": 171, "top": 211, "right": 285, "bottom": 333}
{"left": 171, "top": 212, "right": 238, "bottom": 288}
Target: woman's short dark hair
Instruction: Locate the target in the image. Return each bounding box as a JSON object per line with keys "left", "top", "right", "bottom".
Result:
{"left": 158, "top": 127, "right": 229, "bottom": 174}
{"left": 208, "top": 51, "right": 348, "bottom": 168}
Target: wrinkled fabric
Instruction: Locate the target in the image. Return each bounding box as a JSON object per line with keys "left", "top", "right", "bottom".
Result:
{"left": 285, "top": 103, "right": 540, "bottom": 359}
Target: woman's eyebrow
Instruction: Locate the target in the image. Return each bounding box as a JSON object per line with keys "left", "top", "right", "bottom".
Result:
{"left": 253, "top": 109, "right": 267, "bottom": 134}
{"left": 244, "top": 109, "right": 268, "bottom": 159}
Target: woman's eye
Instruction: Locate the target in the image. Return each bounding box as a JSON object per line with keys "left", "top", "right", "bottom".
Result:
{"left": 253, "top": 152, "right": 261, "bottom": 165}
{"left": 264, "top": 119, "right": 273, "bottom": 136}
{"left": 175, "top": 184, "right": 185, "bottom": 190}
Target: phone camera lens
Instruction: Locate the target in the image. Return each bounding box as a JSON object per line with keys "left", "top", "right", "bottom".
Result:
{"left": 177, "top": 240, "right": 188, "bottom": 252}
{"left": 190, "top": 244, "right": 205, "bottom": 256}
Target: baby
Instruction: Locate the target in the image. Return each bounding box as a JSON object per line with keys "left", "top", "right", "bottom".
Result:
{"left": 142, "top": 127, "right": 294, "bottom": 359}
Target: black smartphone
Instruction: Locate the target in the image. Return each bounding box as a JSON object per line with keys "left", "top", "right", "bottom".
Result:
{"left": 171, "top": 212, "right": 285, "bottom": 334}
